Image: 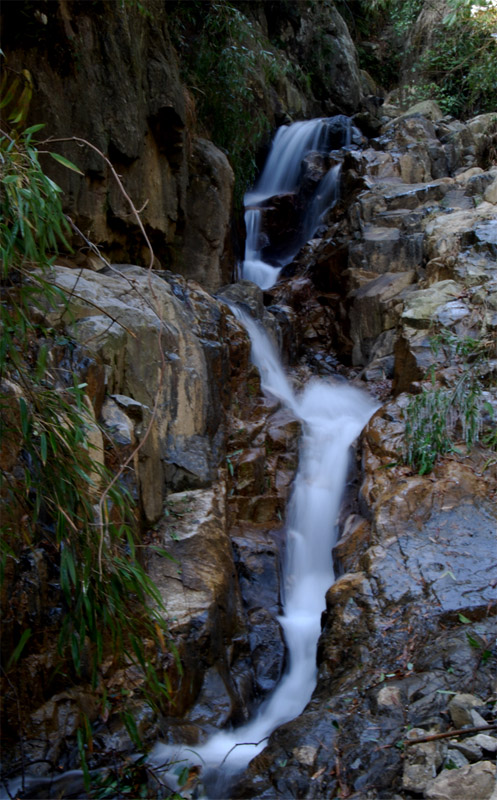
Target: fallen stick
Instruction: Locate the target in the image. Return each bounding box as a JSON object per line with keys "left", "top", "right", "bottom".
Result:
{"left": 404, "top": 722, "right": 496, "bottom": 746}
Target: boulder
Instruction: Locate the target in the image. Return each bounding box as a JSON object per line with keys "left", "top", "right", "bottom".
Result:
{"left": 425, "top": 761, "right": 496, "bottom": 800}
{"left": 349, "top": 271, "right": 414, "bottom": 364}
{"left": 44, "top": 264, "right": 235, "bottom": 521}
{"left": 401, "top": 280, "right": 462, "bottom": 330}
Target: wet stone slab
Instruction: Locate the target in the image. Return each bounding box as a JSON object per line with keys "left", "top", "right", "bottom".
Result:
{"left": 368, "top": 500, "right": 497, "bottom": 617}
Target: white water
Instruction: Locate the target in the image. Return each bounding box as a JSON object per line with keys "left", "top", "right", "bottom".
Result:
{"left": 151, "top": 309, "right": 377, "bottom": 794}
{"left": 242, "top": 118, "right": 348, "bottom": 290}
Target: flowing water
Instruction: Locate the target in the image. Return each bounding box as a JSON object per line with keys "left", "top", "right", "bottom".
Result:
{"left": 151, "top": 309, "right": 377, "bottom": 796}
{"left": 242, "top": 116, "right": 356, "bottom": 290}
{"left": 1, "top": 117, "right": 370, "bottom": 800}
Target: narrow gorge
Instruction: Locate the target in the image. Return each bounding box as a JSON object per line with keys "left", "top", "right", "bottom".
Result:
{"left": 1, "top": 2, "right": 496, "bottom": 800}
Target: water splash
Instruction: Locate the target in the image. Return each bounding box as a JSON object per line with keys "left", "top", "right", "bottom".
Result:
{"left": 150, "top": 308, "right": 377, "bottom": 795}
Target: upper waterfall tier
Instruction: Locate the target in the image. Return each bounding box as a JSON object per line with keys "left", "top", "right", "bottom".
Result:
{"left": 241, "top": 115, "right": 362, "bottom": 290}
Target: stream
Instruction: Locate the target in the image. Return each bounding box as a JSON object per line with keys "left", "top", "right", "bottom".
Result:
{"left": 0, "top": 117, "right": 376, "bottom": 800}
{"left": 151, "top": 306, "right": 376, "bottom": 796}
{"left": 151, "top": 115, "right": 377, "bottom": 798}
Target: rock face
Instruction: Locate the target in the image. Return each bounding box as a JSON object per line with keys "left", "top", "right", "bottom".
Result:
{"left": 1, "top": 0, "right": 364, "bottom": 289}
{"left": 0, "top": 270, "right": 302, "bottom": 785}
{"left": 2, "top": 42, "right": 497, "bottom": 796}
{"left": 232, "top": 107, "right": 497, "bottom": 800}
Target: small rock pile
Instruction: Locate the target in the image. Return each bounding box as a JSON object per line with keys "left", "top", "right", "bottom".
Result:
{"left": 402, "top": 693, "right": 497, "bottom": 800}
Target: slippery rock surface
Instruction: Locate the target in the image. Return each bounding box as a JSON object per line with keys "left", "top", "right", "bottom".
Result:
{"left": 235, "top": 107, "right": 497, "bottom": 800}
{"left": 1, "top": 261, "right": 303, "bottom": 790}
{"left": 3, "top": 92, "right": 497, "bottom": 800}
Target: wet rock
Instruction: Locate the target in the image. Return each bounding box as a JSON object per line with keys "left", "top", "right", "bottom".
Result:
{"left": 425, "top": 760, "right": 496, "bottom": 800}
{"left": 247, "top": 607, "right": 285, "bottom": 694}
{"left": 265, "top": 408, "right": 301, "bottom": 453}
{"left": 333, "top": 514, "right": 371, "bottom": 575}
{"left": 230, "top": 525, "right": 286, "bottom": 694}
{"left": 258, "top": 192, "right": 302, "bottom": 258}
{"left": 217, "top": 281, "right": 276, "bottom": 336}
{"left": 232, "top": 448, "right": 266, "bottom": 496}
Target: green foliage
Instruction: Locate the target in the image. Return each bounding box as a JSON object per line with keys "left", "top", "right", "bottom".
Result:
{"left": 346, "top": 0, "right": 497, "bottom": 118}
{"left": 168, "top": 0, "right": 287, "bottom": 204}
{"left": 412, "top": 1, "right": 497, "bottom": 116}
{"left": 340, "top": 0, "right": 423, "bottom": 88}
{"left": 1, "top": 88, "right": 176, "bottom": 777}
{"left": 404, "top": 331, "right": 497, "bottom": 474}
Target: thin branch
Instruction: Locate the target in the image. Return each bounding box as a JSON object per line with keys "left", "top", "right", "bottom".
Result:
{"left": 49, "top": 281, "right": 138, "bottom": 339}
{"left": 219, "top": 737, "right": 269, "bottom": 767}
{"left": 404, "top": 722, "right": 497, "bottom": 746}
{"left": 38, "top": 135, "right": 169, "bottom": 577}
{"left": 64, "top": 216, "right": 166, "bottom": 323}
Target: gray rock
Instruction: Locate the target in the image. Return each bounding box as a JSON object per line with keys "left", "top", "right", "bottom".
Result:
{"left": 449, "top": 738, "right": 484, "bottom": 762}
{"left": 444, "top": 748, "right": 470, "bottom": 769}
{"left": 350, "top": 271, "right": 414, "bottom": 364}
{"left": 402, "top": 280, "right": 462, "bottom": 330}
{"left": 402, "top": 728, "right": 446, "bottom": 793}
{"left": 101, "top": 397, "right": 134, "bottom": 446}
{"left": 484, "top": 177, "right": 497, "bottom": 204}
{"left": 425, "top": 760, "right": 496, "bottom": 800}
{"left": 470, "top": 733, "right": 497, "bottom": 753}
{"left": 448, "top": 693, "right": 487, "bottom": 728}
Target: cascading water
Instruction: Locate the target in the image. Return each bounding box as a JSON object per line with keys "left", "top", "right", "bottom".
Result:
{"left": 242, "top": 115, "right": 360, "bottom": 290}
{"left": 1, "top": 117, "right": 370, "bottom": 800}
{"left": 151, "top": 309, "right": 377, "bottom": 796}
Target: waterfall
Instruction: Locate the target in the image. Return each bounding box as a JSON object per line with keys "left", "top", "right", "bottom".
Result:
{"left": 242, "top": 116, "right": 359, "bottom": 290}
{"left": 150, "top": 309, "right": 377, "bottom": 796}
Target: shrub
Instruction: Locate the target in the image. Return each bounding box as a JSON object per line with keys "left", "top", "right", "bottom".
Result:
{"left": 404, "top": 330, "right": 497, "bottom": 474}
{"left": 168, "top": 0, "right": 288, "bottom": 205}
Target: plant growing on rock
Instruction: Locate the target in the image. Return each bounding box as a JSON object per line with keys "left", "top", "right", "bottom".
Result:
{"left": 404, "top": 330, "right": 497, "bottom": 474}
{"left": 0, "top": 86, "right": 176, "bottom": 789}
{"left": 346, "top": 0, "right": 497, "bottom": 117}
{"left": 168, "top": 0, "right": 291, "bottom": 205}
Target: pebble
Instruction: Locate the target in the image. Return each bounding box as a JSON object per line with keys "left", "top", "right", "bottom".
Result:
{"left": 448, "top": 693, "right": 487, "bottom": 728}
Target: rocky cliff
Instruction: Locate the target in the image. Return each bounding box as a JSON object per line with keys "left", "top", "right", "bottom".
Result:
{"left": 1, "top": 0, "right": 365, "bottom": 289}
{"left": 1, "top": 3, "right": 496, "bottom": 799}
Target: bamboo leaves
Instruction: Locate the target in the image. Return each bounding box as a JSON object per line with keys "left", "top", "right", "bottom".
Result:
{"left": 1, "top": 121, "right": 176, "bottom": 751}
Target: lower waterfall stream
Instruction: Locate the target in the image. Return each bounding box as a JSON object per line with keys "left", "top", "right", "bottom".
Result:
{"left": 151, "top": 308, "right": 378, "bottom": 797}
